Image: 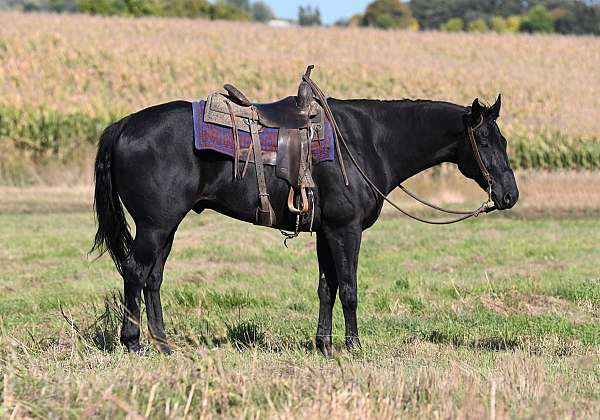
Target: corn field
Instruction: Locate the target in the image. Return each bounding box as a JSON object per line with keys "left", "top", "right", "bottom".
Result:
{"left": 0, "top": 12, "right": 599, "bottom": 170}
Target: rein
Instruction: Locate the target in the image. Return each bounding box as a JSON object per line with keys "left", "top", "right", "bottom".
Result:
{"left": 303, "top": 73, "right": 496, "bottom": 225}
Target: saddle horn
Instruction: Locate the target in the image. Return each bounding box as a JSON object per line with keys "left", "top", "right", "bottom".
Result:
{"left": 297, "top": 65, "right": 316, "bottom": 111}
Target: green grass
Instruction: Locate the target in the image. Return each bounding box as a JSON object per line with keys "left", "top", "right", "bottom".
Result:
{"left": 0, "top": 208, "right": 599, "bottom": 418}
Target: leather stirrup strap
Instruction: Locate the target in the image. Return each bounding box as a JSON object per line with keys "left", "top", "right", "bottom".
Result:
{"left": 250, "top": 122, "right": 276, "bottom": 226}
{"left": 225, "top": 100, "right": 240, "bottom": 180}
{"left": 241, "top": 140, "right": 253, "bottom": 179}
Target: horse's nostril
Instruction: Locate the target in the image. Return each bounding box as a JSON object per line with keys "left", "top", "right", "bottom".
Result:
{"left": 503, "top": 193, "right": 512, "bottom": 205}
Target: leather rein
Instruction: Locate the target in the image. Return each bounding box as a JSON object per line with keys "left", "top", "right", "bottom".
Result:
{"left": 303, "top": 74, "right": 496, "bottom": 225}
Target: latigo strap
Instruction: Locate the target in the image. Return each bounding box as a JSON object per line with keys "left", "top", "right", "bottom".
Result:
{"left": 250, "top": 122, "right": 276, "bottom": 227}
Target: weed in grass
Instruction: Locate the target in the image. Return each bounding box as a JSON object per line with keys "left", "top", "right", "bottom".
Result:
{"left": 226, "top": 320, "right": 266, "bottom": 350}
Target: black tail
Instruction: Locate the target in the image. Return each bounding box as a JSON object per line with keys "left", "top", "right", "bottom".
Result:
{"left": 91, "top": 117, "right": 133, "bottom": 276}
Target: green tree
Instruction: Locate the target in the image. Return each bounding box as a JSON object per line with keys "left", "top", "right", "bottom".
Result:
{"left": 505, "top": 15, "right": 522, "bottom": 32}
{"left": 77, "top": 0, "right": 120, "bottom": 15}
{"left": 224, "top": 0, "right": 249, "bottom": 12}
{"left": 521, "top": 4, "right": 555, "bottom": 33}
{"left": 210, "top": 1, "right": 250, "bottom": 20}
{"left": 553, "top": 2, "right": 600, "bottom": 35}
{"left": 490, "top": 15, "right": 507, "bottom": 33}
{"left": 48, "top": 0, "right": 78, "bottom": 12}
{"left": 298, "top": 5, "right": 321, "bottom": 26}
{"left": 468, "top": 17, "right": 488, "bottom": 32}
{"left": 440, "top": 17, "right": 464, "bottom": 32}
{"left": 166, "top": 0, "right": 211, "bottom": 18}
{"left": 122, "top": 0, "right": 164, "bottom": 17}
{"left": 362, "top": 0, "right": 416, "bottom": 29}
{"left": 251, "top": 1, "right": 274, "bottom": 22}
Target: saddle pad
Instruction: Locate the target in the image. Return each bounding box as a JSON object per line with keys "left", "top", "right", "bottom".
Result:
{"left": 192, "top": 101, "right": 335, "bottom": 163}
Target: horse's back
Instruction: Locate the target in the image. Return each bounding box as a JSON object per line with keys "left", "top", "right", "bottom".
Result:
{"left": 120, "top": 100, "right": 193, "bottom": 142}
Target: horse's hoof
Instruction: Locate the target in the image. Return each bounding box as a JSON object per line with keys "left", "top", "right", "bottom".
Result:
{"left": 316, "top": 337, "right": 333, "bottom": 357}
{"left": 345, "top": 336, "right": 361, "bottom": 351}
{"left": 156, "top": 342, "right": 172, "bottom": 355}
{"left": 124, "top": 342, "right": 143, "bottom": 354}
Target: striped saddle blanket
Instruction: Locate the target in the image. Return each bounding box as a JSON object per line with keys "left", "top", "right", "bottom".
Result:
{"left": 191, "top": 101, "right": 335, "bottom": 163}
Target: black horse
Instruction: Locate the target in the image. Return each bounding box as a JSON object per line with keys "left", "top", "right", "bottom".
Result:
{"left": 92, "top": 94, "right": 518, "bottom": 355}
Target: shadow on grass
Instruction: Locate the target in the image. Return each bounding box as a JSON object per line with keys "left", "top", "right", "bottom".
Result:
{"left": 223, "top": 320, "right": 316, "bottom": 353}
{"left": 425, "top": 330, "right": 521, "bottom": 351}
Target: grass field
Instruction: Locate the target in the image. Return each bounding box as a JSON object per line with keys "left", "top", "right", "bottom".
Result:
{"left": 1, "top": 11, "right": 599, "bottom": 177}
{"left": 1, "top": 181, "right": 599, "bottom": 418}
{"left": 1, "top": 10, "right": 599, "bottom": 419}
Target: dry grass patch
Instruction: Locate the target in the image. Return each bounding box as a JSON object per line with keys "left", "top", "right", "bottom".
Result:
{"left": 0, "top": 185, "right": 92, "bottom": 213}
{"left": 2, "top": 335, "right": 599, "bottom": 419}
{"left": 480, "top": 292, "right": 597, "bottom": 323}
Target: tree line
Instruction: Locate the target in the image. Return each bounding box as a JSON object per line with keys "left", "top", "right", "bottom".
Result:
{"left": 0, "top": 0, "right": 275, "bottom": 22}
{"left": 347, "top": 0, "right": 600, "bottom": 35}
{"left": 1, "top": 0, "right": 598, "bottom": 35}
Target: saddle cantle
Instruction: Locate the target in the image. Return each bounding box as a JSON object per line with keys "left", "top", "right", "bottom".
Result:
{"left": 203, "top": 66, "right": 324, "bottom": 228}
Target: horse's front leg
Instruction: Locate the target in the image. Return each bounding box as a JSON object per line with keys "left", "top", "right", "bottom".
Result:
{"left": 315, "top": 232, "right": 338, "bottom": 356}
{"left": 320, "top": 224, "right": 362, "bottom": 350}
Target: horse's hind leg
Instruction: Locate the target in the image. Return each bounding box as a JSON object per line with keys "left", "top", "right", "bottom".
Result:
{"left": 143, "top": 229, "right": 176, "bottom": 354}
{"left": 120, "top": 225, "right": 175, "bottom": 353}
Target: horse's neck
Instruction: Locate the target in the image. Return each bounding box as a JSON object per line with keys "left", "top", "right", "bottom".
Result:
{"left": 343, "top": 99, "right": 465, "bottom": 194}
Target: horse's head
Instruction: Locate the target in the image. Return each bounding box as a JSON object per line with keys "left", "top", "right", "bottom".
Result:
{"left": 457, "top": 95, "right": 519, "bottom": 211}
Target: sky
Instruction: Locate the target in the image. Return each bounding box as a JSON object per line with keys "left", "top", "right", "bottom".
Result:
{"left": 267, "top": 0, "right": 373, "bottom": 25}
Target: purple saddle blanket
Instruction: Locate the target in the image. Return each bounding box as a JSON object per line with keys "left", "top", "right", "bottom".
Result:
{"left": 192, "top": 101, "right": 335, "bottom": 163}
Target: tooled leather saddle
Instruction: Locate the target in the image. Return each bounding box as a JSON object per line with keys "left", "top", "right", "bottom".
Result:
{"left": 203, "top": 66, "right": 325, "bottom": 228}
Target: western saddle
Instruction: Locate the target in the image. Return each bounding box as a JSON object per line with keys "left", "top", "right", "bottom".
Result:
{"left": 203, "top": 66, "right": 326, "bottom": 228}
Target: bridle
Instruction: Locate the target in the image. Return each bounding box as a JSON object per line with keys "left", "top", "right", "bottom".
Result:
{"left": 466, "top": 115, "right": 494, "bottom": 203}
{"left": 302, "top": 73, "right": 496, "bottom": 225}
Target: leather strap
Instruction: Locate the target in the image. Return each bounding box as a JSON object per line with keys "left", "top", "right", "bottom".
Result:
{"left": 467, "top": 116, "right": 493, "bottom": 189}
{"left": 241, "top": 138, "right": 253, "bottom": 179}
{"left": 225, "top": 100, "right": 240, "bottom": 180}
{"left": 250, "top": 122, "right": 276, "bottom": 226}
{"left": 287, "top": 122, "right": 314, "bottom": 215}
{"left": 301, "top": 74, "right": 350, "bottom": 186}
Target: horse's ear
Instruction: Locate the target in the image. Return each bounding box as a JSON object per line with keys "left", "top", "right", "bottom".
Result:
{"left": 490, "top": 94, "right": 501, "bottom": 120}
{"left": 470, "top": 98, "right": 484, "bottom": 125}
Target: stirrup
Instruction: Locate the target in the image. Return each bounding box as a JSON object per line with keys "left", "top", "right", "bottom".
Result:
{"left": 287, "top": 187, "right": 310, "bottom": 215}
